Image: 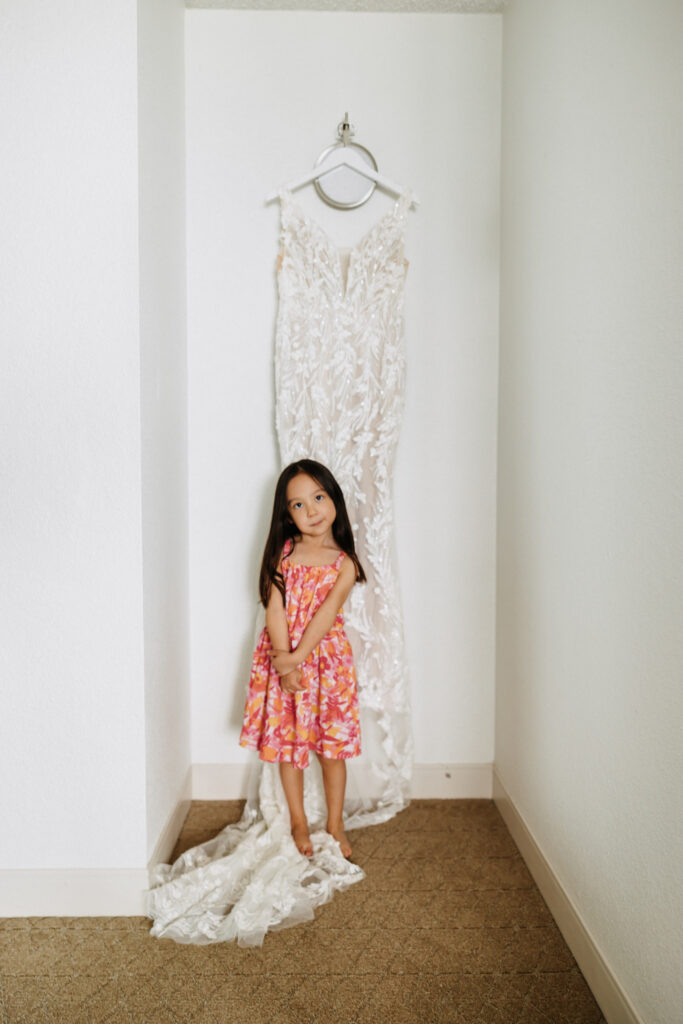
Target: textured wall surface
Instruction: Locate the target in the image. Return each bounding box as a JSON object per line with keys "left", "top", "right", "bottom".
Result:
{"left": 496, "top": 2, "right": 683, "bottom": 1022}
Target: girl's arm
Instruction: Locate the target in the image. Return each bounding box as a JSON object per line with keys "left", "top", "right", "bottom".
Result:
{"left": 265, "top": 573, "right": 305, "bottom": 694}
{"left": 270, "top": 557, "right": 357, "bottom": 675}
{"left": 265, "top": 581, "right": 290, "bottom": 653}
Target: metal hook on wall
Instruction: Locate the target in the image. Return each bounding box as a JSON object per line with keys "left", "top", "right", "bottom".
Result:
{"left": 313, "top": 113, "right": 379, "bottom": 210}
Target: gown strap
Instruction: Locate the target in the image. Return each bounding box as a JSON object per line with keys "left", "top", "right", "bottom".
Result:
{"left": 395, "top": 189, "right": 414, "bottom": 222}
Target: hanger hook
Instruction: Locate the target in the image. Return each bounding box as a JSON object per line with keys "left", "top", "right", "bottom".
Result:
{"left": 337, "top": 112, "right": 355, "bottom": 147}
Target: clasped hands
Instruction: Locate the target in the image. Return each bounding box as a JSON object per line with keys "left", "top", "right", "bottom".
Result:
{"left": 269, "top": 649, "right": 305, "bottom": 694}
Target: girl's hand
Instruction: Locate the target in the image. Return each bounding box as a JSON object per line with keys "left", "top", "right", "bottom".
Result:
{"left": 269, "top": 649, "right": 301, "bottom": 676}
{"left": 280, "top": 668, "right": 305, "bottom": 694}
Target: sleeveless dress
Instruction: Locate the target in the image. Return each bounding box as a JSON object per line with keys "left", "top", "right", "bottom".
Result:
{"left": 147, "top": 191, "right": 412, "bottom": 947}
{"left": 239, "top": 542, "right": 361, "bottom": 768}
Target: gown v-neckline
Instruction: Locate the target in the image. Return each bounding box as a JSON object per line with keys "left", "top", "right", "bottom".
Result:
{"left": 280, "top": 189, "right": 409, "bottom": 300}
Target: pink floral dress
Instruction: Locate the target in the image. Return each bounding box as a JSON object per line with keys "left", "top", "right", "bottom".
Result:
{"left": 239, "top": 541, "right": 361, "bottom": 769}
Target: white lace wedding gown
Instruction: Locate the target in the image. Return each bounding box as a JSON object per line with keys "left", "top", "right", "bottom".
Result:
{"left": 147, "top": 190, "right": 413, "bottom": 946}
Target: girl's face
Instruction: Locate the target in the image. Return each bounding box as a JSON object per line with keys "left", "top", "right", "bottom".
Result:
{"left": 285, "top": 473, "right": 337, "bottom": 539}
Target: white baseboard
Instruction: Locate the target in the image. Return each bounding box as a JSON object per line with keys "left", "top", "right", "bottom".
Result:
{"left": 190, "top": 761, "right": 494, "bottom": 800}
{"left": 0, "top": 869, "right": 148, "bottom": 916}
{"left": 0, "top": 763, "right": 492, "bottom": 918}
{"left": 410, "top": 762, "right": 493, "bottom": 798}
{"left": 0, "top": 771, "right": 194, "bottom": 919}
{"left": 493, "top": 768, "right": 643, "bottom": 1024}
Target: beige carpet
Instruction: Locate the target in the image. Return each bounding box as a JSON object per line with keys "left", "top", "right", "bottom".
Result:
{"left": 0, "top": 799, "right": 607, "bottom": 1023}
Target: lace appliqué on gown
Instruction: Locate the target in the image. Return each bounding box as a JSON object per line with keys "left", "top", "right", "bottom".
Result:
{"left": 147, "top": 191, "right": 413, "bottom": 946}
{"left": 275, "top": 190, "right": 413, "bottom": 805}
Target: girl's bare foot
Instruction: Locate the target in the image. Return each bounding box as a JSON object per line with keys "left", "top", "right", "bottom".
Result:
{"left": 327, "top": 822, "right": 352, "bottom": 858}
{"left": 291, "top": 821, "right": 313, "bottom": 857}
{"left": 279, "top": 764, "right": 311, "bottom": 856}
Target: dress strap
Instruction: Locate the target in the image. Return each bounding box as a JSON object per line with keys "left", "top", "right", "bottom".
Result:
{"left": 278, "top": 188, "right": 296, "bottom": 220}
{"left": 278, "top": 189, "right": 297, "bottom": 250}
{"left": 281, "top": 538, "right": 295, "bottom": 561}
{"left": 396, "top": 189, "right": 414, "bottom": 221}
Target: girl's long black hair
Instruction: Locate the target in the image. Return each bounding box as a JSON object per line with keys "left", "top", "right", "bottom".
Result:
{"left": 259, "top": 459, "right": 366, "bottom": 607}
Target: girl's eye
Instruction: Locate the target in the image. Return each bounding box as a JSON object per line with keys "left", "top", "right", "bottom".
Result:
{"left": 315, "top": 494, "right": 325, "bottom": 502}
{"left": 293, "top": 502, "right": 302, "bottom": 509}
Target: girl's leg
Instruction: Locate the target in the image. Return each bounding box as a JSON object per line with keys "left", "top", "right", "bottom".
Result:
{"left": 279, "top": 762, "right": 312, "bottom": 857}
{"left": 320, "top": 758, "right": 352, "bottom": 858}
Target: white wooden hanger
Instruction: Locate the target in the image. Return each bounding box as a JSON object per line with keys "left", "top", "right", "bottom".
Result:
{"left": 266, "top": 115, "right": 419, "bottom": 207}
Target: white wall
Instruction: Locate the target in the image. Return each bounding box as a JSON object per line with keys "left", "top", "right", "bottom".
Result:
{"left": 185, "top": 11, "right": 501, "bottom": 769}
{"left": 137, "top": 0, "right": 192, "bottom": 861}
{"left": 0, "top": 1, "right": 147, "bottom": 870}
{"left": 496, "top": 2, "right": 683, "bottom": 1022}
{"left": 0, "top": 0, "right": 192, "bottom": 900}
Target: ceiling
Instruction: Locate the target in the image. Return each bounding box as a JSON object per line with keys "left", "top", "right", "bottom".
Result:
{"left": 186, "top": 0, "right": 506, "bottom": 12}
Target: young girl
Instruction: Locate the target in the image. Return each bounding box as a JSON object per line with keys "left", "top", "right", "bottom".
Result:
{"left": 239, "top": 459, "right": 366, "bottom": 860}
